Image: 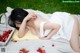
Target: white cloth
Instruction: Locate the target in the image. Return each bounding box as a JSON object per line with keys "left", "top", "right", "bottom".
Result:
{"left": 0, "top": 7, "right": 79, "bottom": 53}
{"left": 39, "top": 12, "right": 74, "bottom": 41}
{"left": 0, "top": 38, "right": 77, "bottom": 53}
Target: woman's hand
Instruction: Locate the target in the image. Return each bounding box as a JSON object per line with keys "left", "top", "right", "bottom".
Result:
{"left": 39, "top": 36, "right": 51, "bottom": 40}
{"left": 23, "top": 12, "right": 37, "bottom": 22}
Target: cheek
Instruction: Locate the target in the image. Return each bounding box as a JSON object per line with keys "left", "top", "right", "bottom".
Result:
{"left": 15, "top": 24, "right": 21, "bottom": 28}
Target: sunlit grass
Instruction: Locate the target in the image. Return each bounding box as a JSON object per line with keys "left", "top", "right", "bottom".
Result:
{"left": 0, "top": 0, "right": 80, "bottom": 14}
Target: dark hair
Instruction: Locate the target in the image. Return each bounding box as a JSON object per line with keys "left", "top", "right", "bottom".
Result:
{"left": 8, "top": 8, "right": 29, "bottom": 30}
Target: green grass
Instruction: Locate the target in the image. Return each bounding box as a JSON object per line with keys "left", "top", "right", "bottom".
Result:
{"left": 0, "top": 0, "right": 80, "bottom": 14}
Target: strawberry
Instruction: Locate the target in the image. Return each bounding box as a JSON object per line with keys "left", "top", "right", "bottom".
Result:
{"left": 19, "top": 50, "right": 24, "bottom": 53}
{"left": 19, "top": 48, "right": 29, "bottom": 53}
{"left": 41, "top": 50, "right": 46, "bottom": 53}
{"left": 52, "top": 44, "right": 54, "bottom": 47}
{"left": 1, "top": 37, "right": 6, "bottom": 42}
{"left": 37, "top": 48, "right": 46, "bottom": 53}
{"left": 13, "top": 40, "right": 17, "bottom": 42}
{"left": 37, "top": 48, "right": 42, "bottom": 52}
{"left": 8, "top": 30, "right": 12, "bottom": 34}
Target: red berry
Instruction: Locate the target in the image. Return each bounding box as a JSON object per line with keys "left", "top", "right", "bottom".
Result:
{"left": 8, "top": 30, "right": 12, "bottom": 34}
{"left": 42, "top": 50, "right": 46, "bottom": 53}
{"left": 3, "top": 31, "right": 8, "bottom": 33}
{"left": 22, "top": 48, "right": 29, "bottom": 53}
{"left": 1, "top": 37, "right": 6, "bottom": 42}
{"left": 37, "top": 48, "right": 46, "bottom": 53}
{"left": 52, "top": 44, "right": 54, "bottom": 47}
{"left": 37, "top": 48, "right": 42, "bottom": 52}
{"left": 13, "top": 40, "right": 17, "bottom": 42}
{"left": 19, "top": 51, "right": 23, "bottom": 53}
{"left": 19, "top": 48, "right": 29, "bottom": 53}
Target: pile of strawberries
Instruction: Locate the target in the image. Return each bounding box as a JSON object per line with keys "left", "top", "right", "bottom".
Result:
{"left": 0, "top": 30, "right": 12, "bottom": 42}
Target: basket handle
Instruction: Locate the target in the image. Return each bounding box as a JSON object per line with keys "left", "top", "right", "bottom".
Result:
{"left": 0, "top": 13, "right": 8, "bottom": 26}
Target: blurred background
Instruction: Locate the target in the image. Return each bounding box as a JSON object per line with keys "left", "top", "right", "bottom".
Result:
{"left": 0, "top": 0, "right": 80, "bottom": 14}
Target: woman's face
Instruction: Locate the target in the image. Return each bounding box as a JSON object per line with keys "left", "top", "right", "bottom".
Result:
{"left": 15, "top": 21, "right": 21, "bottom": 28}
{"left": 15, "top": 12, "right": 37, "bottom": 28}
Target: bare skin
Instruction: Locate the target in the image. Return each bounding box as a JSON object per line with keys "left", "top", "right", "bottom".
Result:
{"left": 16, "top": 12, "right": 80, "bottom": 52}
{"left": 70, "top": 15, "right": 80, "bottom": 52}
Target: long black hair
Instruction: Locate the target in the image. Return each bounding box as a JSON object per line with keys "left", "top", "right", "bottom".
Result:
{"left": 8, "top": 8, "right": 29, "bottom": 30}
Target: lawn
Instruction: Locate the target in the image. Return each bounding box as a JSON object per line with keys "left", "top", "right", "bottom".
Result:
{"left": 0, "top": 0, "right": 80, "bottom": 14}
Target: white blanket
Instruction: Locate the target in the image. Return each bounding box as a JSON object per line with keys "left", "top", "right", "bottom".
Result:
{"left": 0, "top": 7, "right": 80, "bottom": 53}
{"left": 0, "top": 38, "right": 77, "bottom": 53}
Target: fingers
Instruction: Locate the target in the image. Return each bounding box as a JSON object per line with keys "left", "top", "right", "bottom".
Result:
{"left": 23, "top": 12, "right": 37, "bottom": 22}
{"left": 29, "top": 12, "right": 37, "bottom": 19}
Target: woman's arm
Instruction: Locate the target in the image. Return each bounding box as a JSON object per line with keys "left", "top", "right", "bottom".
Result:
{"left": 18, "top": 12, "right": 37, "bottom": 38}
{"left": 18, "top": 19, "right": 29, "bottom": 38}
{"left": 40, "top": 22, "right": 61, "bottom": 40}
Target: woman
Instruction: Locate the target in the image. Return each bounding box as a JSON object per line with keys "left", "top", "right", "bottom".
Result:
{"left": 8, "top": 8, "right": 80, "bottom": 52}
